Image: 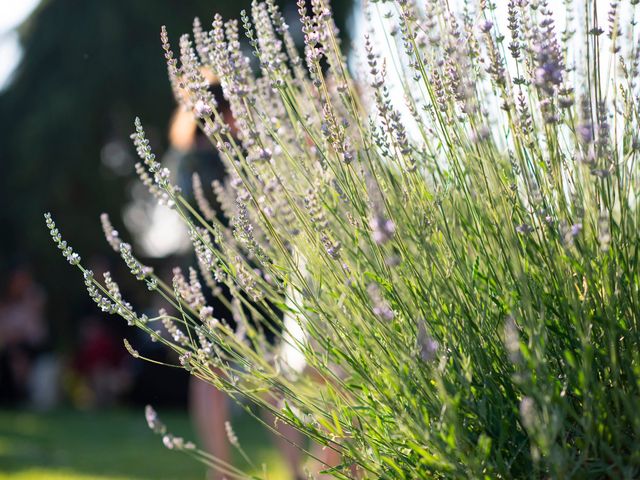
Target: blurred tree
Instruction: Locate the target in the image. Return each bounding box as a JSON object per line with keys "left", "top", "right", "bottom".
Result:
{"left": 0, "top": 0, "right": 352, "bottom": 350}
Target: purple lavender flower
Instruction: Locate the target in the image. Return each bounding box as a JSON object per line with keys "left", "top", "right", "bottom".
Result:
{"left": 417, "top": 320, "right": 438, "bottom": 362}
{"left": 370, "top": 215, "right": 396, "bottom": 245}
{"left": 570, "top": 223, "right": 582, "bottom": 237}
{"left": 516, "top": 224, "right": 533, "bottom": 235}
{"left": 479, "top": 20, "right": 493, "bottom": 33}
{"left": 534, "top": 61, "right": 563, "bottom": 92}
{"left": 368, "top": 283, "right": 394, "bottom": 321}
{"left": 194, "top": 98, "right": 213, "bottom": 118}
{"left": 577, "top": 123, "right": 594, "bottom": 143}
{"left": 532, "top": 9, "right": 564, "bottom": 95}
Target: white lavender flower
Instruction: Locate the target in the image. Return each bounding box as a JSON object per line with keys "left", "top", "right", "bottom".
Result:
{"left": 123, "top": 339, "right": 140, "bottom": 358}
{"left": 120, "top": 242, "right": 153, "bottom": 280}
{"left": 44, "top": 213, "right": 81, "bottom": 266}
{"left": 100, "top": 213, "right": 122, "bottom": 252}
{"left": 145, "top": 405, "right": 167, "bottom": 435}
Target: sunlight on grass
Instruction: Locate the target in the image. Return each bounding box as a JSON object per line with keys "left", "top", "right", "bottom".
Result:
{"left": 0, "top": 437, "right": 15, "bottom": 456}
{"left": 0, "top": 409, "right": 288, "bottom": 480}
{"left": 0, "top": 468, "right": 131, "bottom": 480}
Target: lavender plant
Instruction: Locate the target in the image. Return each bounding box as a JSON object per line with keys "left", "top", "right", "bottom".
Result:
{"left": 47, "top": 0, "right": 640, "bottom": 477}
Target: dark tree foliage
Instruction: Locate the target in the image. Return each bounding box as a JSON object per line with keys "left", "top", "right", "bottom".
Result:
{"left": 0, "top": 0, "right": 352, "bottom": 349}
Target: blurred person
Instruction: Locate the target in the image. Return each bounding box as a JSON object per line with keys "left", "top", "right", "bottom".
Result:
{"left": 71, "top": 315, "right": 129, "bottom": 408}
{"left": 168, "top": 74, "right": 305, "bottom": 480}
{"left": 0, "top": 263, "right": 58, "bottom": 408}
{"left": 127, "top": 293, "right": 191, "bottom": 407}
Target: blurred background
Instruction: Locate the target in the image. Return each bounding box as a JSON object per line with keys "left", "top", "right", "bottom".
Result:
{"left": 0, "top": 0, "right": 353, "bottom": 478}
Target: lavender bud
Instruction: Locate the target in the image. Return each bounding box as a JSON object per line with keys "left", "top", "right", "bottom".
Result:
{"left": 516, "top": 224, "right": 533, "bottom": 235}
{"left": 417, "top": 320, "right": 438, "bottom": 362}
{"left": 370, "top": 215, "right": 396, "bottom": 245}
{"left": 570, "top": 223, "right": 582, "bottom": 237}
{"left": 479, "top": 20, "right": 494, "bottom": 33}
{"left": 145, "top": 405, "right": 167, "bottom": 435}
{"left": 194, "top": 99, "right": 212, "bottom": 118}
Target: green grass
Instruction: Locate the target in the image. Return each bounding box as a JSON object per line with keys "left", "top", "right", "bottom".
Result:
{"left": 0, "top": 408, "right": 287, "bottom": 480}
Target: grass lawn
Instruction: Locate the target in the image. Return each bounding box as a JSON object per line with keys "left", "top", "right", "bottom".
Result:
{"left": 0, "top": 408, "right": 288, "bottom": 480}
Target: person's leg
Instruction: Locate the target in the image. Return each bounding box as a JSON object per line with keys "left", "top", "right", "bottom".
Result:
{"left": 309, "top": 442, "right": 361, "bottom": 479}
{"left": 190, "top": 376, "right": 231, "bottom": 480}
{"left": 262, "top": 402, "right": 305, "bottom": 480}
